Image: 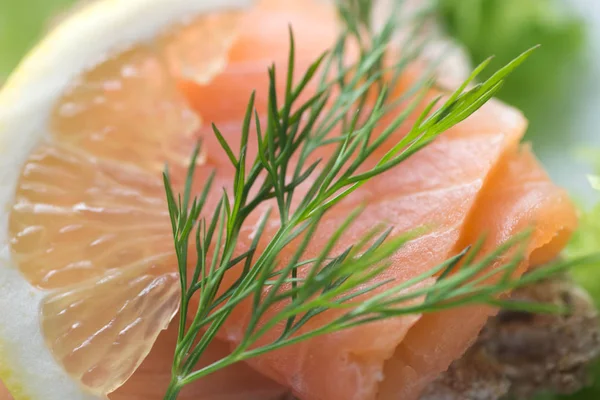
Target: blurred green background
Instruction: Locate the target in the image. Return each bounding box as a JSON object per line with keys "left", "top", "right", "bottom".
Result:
{"left": 1, "top": 0, "right": 599, "bottom": 399}
{"left": 0, "top": 0, "right": 76, "bottom": 77}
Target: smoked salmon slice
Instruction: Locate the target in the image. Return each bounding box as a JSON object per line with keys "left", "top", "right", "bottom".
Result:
{"left": 378, "top": 145, "right": 576, "bottom": 400}
{"left": 178, "top": 2, "right": 577, "bottom": 400}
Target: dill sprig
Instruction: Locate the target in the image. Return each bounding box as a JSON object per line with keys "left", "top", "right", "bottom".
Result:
{"left": 160, "top": 3, "right": 586, "bottom": 399}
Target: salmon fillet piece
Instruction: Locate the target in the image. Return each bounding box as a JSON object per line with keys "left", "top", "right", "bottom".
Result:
{"left": 176, "top": 2, "right": 577, "bottom": 400}
{"left": 379, "top": 146, "right": 576, "bottom": 400}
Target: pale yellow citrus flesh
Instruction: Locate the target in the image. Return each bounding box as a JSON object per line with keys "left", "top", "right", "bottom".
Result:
{"left": 7, "top": 11, "right": 239, "bottom": 396}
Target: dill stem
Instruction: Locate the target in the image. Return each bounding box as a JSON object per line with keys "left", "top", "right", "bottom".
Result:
{"left": 179, "top": 356, "right": 242, "bottom": 386}
{"left": 163, "top": 378, "right": 183, "bottom": 400}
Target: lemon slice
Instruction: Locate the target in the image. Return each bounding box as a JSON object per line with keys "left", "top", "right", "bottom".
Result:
{"left": 0, "top": 1, "right": 251, "bottom": 399}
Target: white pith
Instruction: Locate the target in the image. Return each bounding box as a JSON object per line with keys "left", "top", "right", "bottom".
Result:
{"left": 0, "top": 0, "right": 251, "bottom": 399}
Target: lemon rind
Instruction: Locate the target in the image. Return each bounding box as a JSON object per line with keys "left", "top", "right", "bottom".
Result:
{"left": 0, "top": 268, "right": 99, "bottom": 400}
